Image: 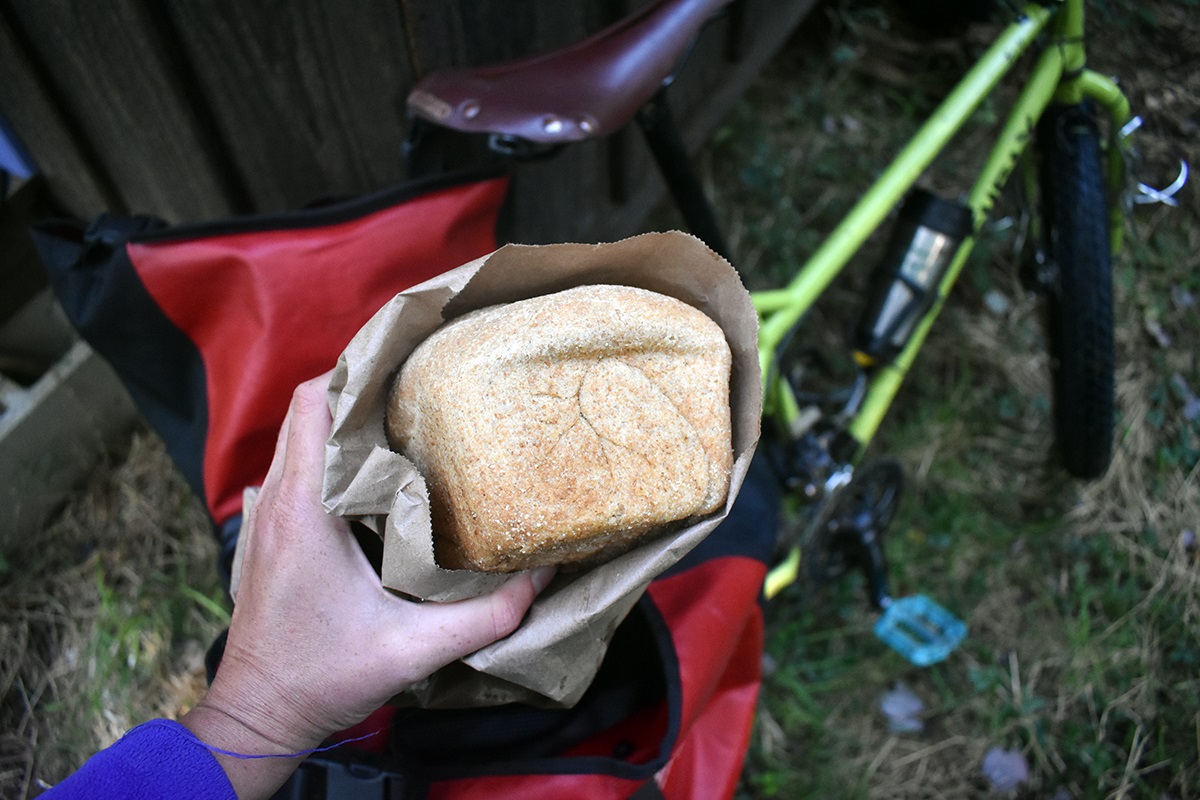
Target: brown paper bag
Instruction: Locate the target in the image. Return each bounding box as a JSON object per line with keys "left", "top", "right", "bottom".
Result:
{"left": 320, "top": 231, "right": 760, "bottom": 708}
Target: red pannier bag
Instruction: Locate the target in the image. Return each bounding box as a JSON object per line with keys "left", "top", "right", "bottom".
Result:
{"left": 33, "top": 169, "right": 778, "bottom": 800}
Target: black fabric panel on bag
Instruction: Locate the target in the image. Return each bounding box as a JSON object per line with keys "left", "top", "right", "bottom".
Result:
{"left": 31, "top": 216, "right": 210, "bottom": 505}
{"left": 630, "top": 778, "right": 668, "bottom": 799}
{"left": 381, "top": 599, "right": 677, "bottom": 783}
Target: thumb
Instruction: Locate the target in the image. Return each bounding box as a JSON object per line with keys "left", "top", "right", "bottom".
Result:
{"left": 382, "top": 567, "right": 555, "bottom": 681}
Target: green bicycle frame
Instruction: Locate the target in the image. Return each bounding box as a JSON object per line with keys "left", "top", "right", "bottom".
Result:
{"left": 759, "top": 0, "right": 1132, "bottom": 598}
{"left": 754, "top": 0, "right": 1130, "bottom": 447}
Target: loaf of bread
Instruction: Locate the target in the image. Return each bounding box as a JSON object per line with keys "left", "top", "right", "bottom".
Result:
{"left": 385, "top": 284, "right": 733, "bottom": 572}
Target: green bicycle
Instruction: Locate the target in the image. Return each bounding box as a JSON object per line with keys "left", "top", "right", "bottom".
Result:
{"left": 748, "top": 0, "right": 1130, "bottom": 598}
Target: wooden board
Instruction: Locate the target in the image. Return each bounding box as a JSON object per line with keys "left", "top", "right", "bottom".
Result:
{"left": 0, "top": 341, "right": 138, "bottom": 550}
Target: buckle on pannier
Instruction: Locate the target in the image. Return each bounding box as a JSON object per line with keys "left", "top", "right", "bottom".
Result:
{"left": 272, "top": 756, "right": 408, "bottom": 800}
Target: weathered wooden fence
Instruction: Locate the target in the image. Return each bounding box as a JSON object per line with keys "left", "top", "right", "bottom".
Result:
{"left": 1, "top": 0, "right": 815, "bottom": 243}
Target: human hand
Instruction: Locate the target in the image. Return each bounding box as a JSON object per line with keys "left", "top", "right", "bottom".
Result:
{"left": 182, "top": 372, "right": 551, "bottom": 798}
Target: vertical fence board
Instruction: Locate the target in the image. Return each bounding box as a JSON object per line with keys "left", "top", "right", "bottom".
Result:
{"left": 401, "top": 0, "right": 622, "bottom": 75}
{"left": 161, "top": 0, "right": 414, "bottom": 213}
{"left": 676, "top": 0, "right": 817, "bottom": 151}
{"left": 0, "top": 12, "right": 111, "bottom": 216}
{"left": 4, "top": 0, "right": 233, "bottom": 220}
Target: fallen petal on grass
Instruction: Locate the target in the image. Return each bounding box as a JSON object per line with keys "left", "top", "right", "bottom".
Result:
{"left": 981, "top": 746, "right": 1030, "bottom": 792}
{"left": 879, "top": 683, "right": 925, "bottom": 733}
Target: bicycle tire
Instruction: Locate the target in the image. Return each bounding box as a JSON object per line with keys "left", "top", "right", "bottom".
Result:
{"left": 1037, "top": 103, "right": 1115, "bottom": 479}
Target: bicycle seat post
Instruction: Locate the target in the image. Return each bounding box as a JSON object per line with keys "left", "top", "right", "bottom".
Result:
{"left": 636, "top": 87, "right": 733, "bottom": 260}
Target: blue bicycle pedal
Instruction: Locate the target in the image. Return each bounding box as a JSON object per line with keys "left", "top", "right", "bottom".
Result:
{"left": 874, "top": 594, "right": 967, "bottom": 667}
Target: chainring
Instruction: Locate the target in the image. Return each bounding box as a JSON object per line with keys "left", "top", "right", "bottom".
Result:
{"left": 800, "top": 458, "right": 904, "bottom": 587}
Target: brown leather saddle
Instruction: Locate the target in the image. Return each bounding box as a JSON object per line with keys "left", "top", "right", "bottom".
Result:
{"left": 406, "top": 0, "right": 732, "bottom": 144}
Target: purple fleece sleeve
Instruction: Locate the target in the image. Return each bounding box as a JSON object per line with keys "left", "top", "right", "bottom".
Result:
{"left": 39, "top": 719, "right": 235, "bottom": 800}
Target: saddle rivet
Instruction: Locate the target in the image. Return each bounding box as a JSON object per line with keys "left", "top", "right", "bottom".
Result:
{"left": 461, "top": 100, "right": 481, "bottom": 119}
{"left": 542, "top": 115, "right": 565, "bottom": 134}
{"left": 578, "top": 116, "right": 598, "bottom": 134}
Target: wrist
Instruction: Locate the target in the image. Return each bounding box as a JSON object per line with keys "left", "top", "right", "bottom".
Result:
{"left": 180, "top": 694, "right": 325, "bottom": 800}
{"left": 181, "top": 698, "right": 318, "bottom": 757}
{"left": 193, "top": 666, "right": 332, "bottom": 756}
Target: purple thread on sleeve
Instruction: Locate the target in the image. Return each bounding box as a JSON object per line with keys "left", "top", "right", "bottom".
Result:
{"left": 175, "top": 724, "right": 383, "bottom": 759}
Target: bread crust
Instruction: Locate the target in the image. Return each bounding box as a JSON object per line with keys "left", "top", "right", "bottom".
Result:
{"left": 386, "top": 284, "right": 732, "bottom": 572}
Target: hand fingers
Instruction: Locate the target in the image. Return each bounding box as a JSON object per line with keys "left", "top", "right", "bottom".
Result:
{"left": 385, "top": 568, "right": 555, "bottom": 676}
{"left": 248, "top": 370, "right": 340, "bottom": 552}
{"left": 260, "top": 371, "right": 334, "bottom": 493}
{"left": 279, "top": 371, "right": 335, "bottom": 495}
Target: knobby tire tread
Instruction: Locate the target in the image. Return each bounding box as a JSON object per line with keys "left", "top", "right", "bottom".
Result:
{"left": 1038, "top": 103, "right": 1115, "bottom": 479}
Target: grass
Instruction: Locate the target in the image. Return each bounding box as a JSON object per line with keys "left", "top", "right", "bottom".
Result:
{"left": 2, "top": 0, "right": 1197, "bottom": 797}
{"left": 0, "top": 434, "right": 227, "bottom": 797}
